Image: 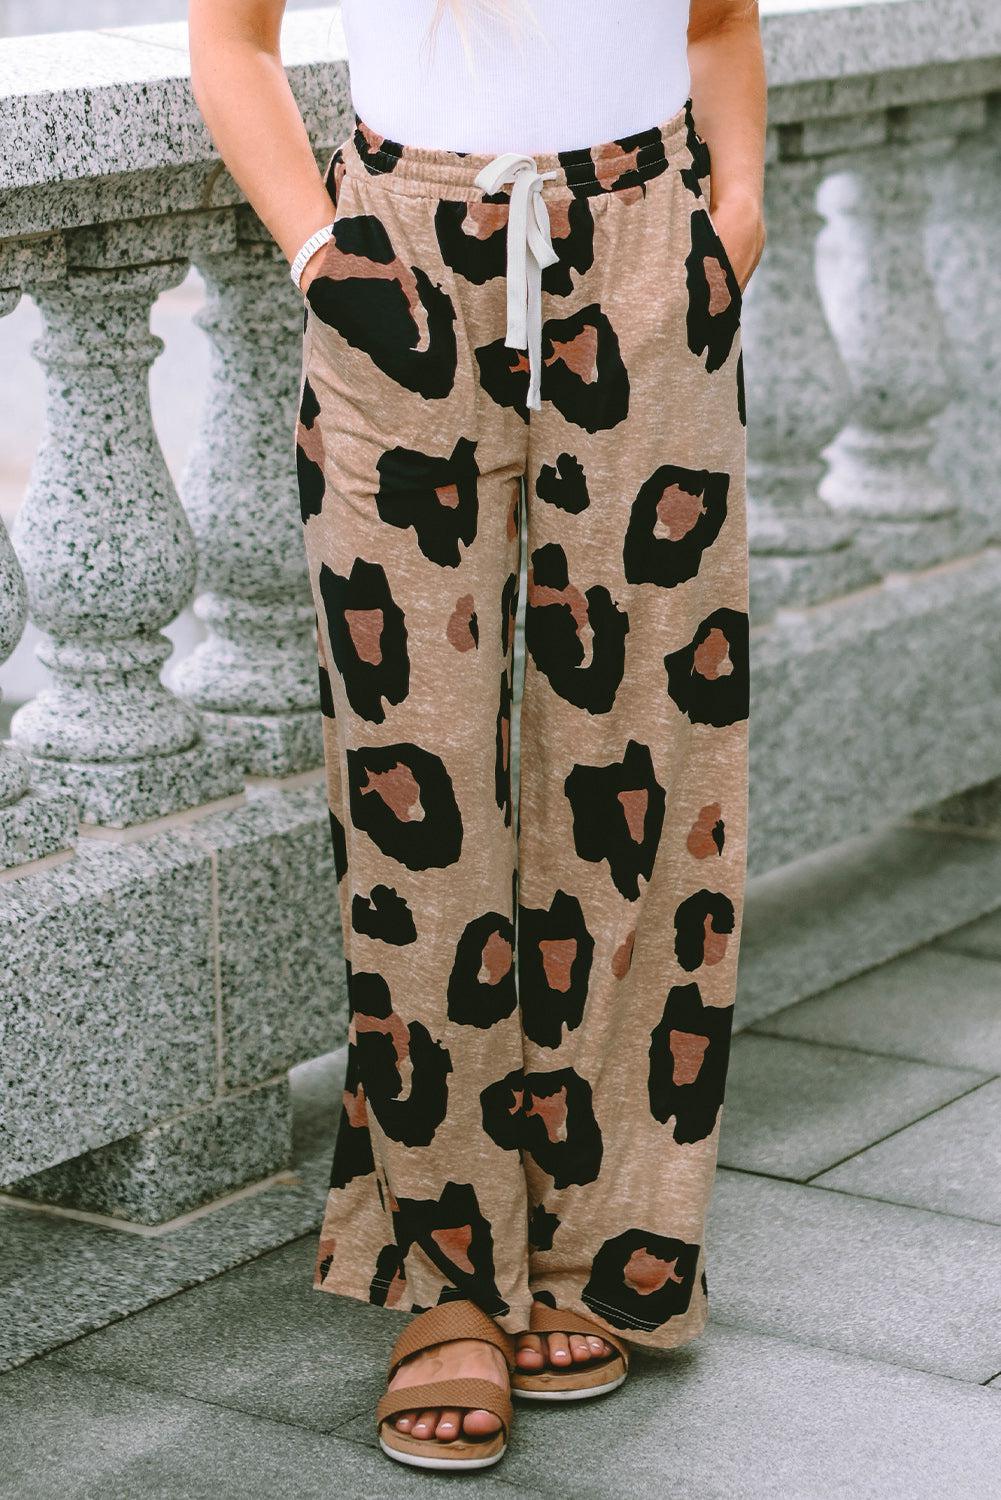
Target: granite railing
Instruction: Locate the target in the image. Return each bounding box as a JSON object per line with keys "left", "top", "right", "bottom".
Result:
{"left": 2, "top": 1, "right": 1001, "bottom": 1228}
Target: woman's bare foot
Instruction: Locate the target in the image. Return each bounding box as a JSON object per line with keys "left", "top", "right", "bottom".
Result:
{"left": 514, "top": 1329, "right": 612, "bottom": 1373}
{"left": 387, "top": 1337, "right": 509, "bottom": 1443}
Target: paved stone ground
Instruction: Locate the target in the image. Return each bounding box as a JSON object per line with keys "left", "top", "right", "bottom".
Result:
{"left": 3, "top": 913, "right": 1001, "bottom": 1498}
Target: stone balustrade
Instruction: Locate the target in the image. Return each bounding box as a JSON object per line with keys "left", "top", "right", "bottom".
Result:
{"left": 2, "top": 1, "right": 1001, "bottom": 1231}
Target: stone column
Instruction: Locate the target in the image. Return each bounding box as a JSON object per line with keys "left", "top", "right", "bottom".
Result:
{"left": 171, "top": 215, "right": 321, "bottom": 776}
{"left": 926, "top": 96, "right": 1000, "bottom": 547}
{"left": 10, "top": 218, "right": 243, "bottom": 827}
{"left": 743, "top": 151, "right": 876, "bottom": 622}
{"left": 816, "top": 115, "right": 975, "bottom": 575}
{"left": 0, "top": 274, "right": 77, "bottom": 870}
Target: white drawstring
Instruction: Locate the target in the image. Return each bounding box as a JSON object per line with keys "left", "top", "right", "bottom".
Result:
{"left": 473, "top": 152, "right": 560, "bottom": 411}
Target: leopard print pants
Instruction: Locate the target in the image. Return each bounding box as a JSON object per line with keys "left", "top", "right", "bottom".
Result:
{"left": 297, "top": 101, "right": 748, "bottom": 1350}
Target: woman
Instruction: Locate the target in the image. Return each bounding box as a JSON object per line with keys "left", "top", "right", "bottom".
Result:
{"left": 190, "top": 0, "right": 765, "bottom": 1472}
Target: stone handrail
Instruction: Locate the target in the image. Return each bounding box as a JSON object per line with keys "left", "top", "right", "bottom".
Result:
{"left": 2, "top": 1, "right": 1001, "bottom": 1225}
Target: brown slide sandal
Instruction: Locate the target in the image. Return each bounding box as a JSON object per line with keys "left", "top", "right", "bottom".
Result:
{"left": 511, "top": 1303, "right": 629, "bottom": 1401}
{"left": 376, "top": 1300, "right": 515, "bottom": 1471}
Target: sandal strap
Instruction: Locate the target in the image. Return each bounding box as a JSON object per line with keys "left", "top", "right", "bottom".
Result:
{"left": 529, "top": 1303, "right": 630, "bottom": 1367}
{"left": 377, "top": 1377, "right": 512, "bottom": 1433}
{"left": 388, "top": 1300, "right": 516, "bottom": 1376}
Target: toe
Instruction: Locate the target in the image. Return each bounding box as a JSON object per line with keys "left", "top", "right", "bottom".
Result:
{"left": 569, "top": 1334, "right": 592, "bottom": 1363}
{"left": 547, "top": 1333, "right": 572, "bottom": 1366}
{"left": 515, "top": 1333, "right": 546, "bottom": 1369}
{"left": 412, "top": 1408, "right": 438, "bottom": 1439}
{"left": 588, "top": 1336, "right": 608, "bottom": 1358}
{"left": 394, "top": 1411, "right": 416, "bottom": 1432}
{"left": 463, "top": 1408, "right": 502, "bottom": 1438}
{"left": 435, "top": 1409, "right": 462, "bottom": 1441}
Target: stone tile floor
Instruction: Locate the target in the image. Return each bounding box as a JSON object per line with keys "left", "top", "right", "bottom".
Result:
{"left": 3, "top": 910, "right": 1001, "bottom": 1498}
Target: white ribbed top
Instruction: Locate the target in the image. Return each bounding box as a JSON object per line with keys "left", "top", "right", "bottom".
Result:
{"left": 340, "top": 0, "right": 692, "bottom": 155}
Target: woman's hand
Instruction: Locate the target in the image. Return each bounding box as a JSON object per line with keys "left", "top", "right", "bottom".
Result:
{"left": 711, "top": 189, "right": 766, "bottom": 292}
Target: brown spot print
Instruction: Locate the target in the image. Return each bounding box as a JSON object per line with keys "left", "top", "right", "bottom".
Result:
{"left": 446, "top": 594, "right": 477, "bottom": 652}
{"left": 618, "top": 788, "right": 649, "bottom": 844}
{"left": 547, "top": 198, "right": 572, "bottom": 240}
{"left": 688, "top": 803, "right": 724, "bottom": 859}
{"left": 526, "top": 1085, "right": 569, "bottom": 1143}
{"left": 384, "top": 1268, "right": 407, "bottom": 1308}
{"left": 435, "top": 482, "right": 460, "bottom": 509}
{"left": 623, "top": 1247, "right": 686, "bottom": 1295}
{"left": 539, "top": 937, "right": 578, "bottom": 993}
{"left": 703, "top": 913, "right": 729, "bottom": 966}
{"left": 499, "top": 713, "right": 510, "bottom": 771}
{"left": 592, "top": 140, "right": 642, "bottom": 190}
{"left": 668, "top": 1028, "right": 710, "bottom": 1086}
{"left": 342, "top": 1085, "right": 368, "bottom": 1128}
{"left": 359, "top": 763, "right": 425, "bottom": 821}
{"left": 693, "top": 626, "right": 733, "bottom": 680}
{"left": 355, "top": 1009, "right": 410, "bottom": 1065}
{"left": 527, "top": 571, "right": 589, "bottom": 638}
{"left": 297, "top": 411, "right": 325, "bottom": 471}
{"left": 546, "top": 323, "right": 599, "bottom": 384}
{"left": 655, "top": 484, "right": 706, "bottom": 541}
{"left": 617, "top": 184, "right": 645, "bottom": 207}
{"left": 431, "top": 1223, "right": 475, "bottom": 1274}
{"left": 316, "top": 1233, "right": 337, "bottom": 1283}
{"left": 358, "top": 121, "right": 385, "bottom": 154}
{"left": 611, "top": 929, "right": 635, "bottom": 979}
{"left": 704, "top": 256, "right": 732, "bottom": 317}
{"left": 479, "top": 929, "right": 514, "bottom": 985}
{"left": 462, "top": 201, "right": 508, "bottom": 239}
{"left": 508, "top": 1088, "right": 524, "bottom": 1116}
{"left": 344, "top": 607, "right": 383, "bottom": 665}
{"left": 511, "top": 351, "right": 531, "bottom": 376}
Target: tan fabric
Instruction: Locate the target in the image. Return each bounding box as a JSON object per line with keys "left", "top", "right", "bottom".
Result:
{"left": 299, "top": 101, "right": 748, "bottom": 1353}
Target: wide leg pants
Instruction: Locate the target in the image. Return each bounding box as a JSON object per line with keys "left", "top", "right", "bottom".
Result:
{"left": 296, "top": 102, "right": 749, "bottom": 1349}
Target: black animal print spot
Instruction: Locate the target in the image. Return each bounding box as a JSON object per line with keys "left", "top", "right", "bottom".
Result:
{"left": 528, "top": 1203, "right": 561, "bottom": 1252}
{"left": 328, "top": 1042, "right": 375, "bottom": 1189}
{"left": 351, "top": 969, "right": 451, "bottom": 1147}
{"left": 680, "top": 102, "right": 711, "bottom": 198}
{"left": 623, "top": 464, "right": 729, "bottom": 588}
{"left": 686, "top": 207, "right": 741, "bottom": 375}
{"left": 501, "top": 572, "right": 519, "bottom": 657}
{"left": 376, "top": 438, "right": 480, "bottom": 567}
{"left": 347, "top": 743, "right": 463, "bottom": 870}
{"left": 582, "top": 1228, "right": 700, "bottom": 1331}
{"left": 564, "top": 740, "right": 666, "bottom": 901}
{"left": 435, "top": 195, "right": 509, "bottom": 284}
{"left": 480, "top": 1066, "right": 604, "bottom": 1189}
{"left": 447, "top": 912, "right": 517, "bottom": 1028}
{"left": 648, "top": 981, "right": 733, "bottom": 1144}
{"left": 392, "top": 1181, "right": 509, "bottom": 1318}
{"left": 495, "top": 668, "right": 513, "bottom": 827}
{"left": 526, "top": 543, "right": 628, "bottom": 714}
{"left": 736, "top": 350, "right": 747, "bottom": 427}
{"left": 536, "top": 452, "right": 590, "bottom": 514}
{"left": 306, "top": 214, "right": 458, "bottom": 398}
{"left": 327, "top": 810, "right": 348, "bottom": 884}
{"left": 352, "top": 884, "right": 417, "bottom": 945}
{"left": 687, "top": 803, "right": 726, "bottom": 859}
{"left": 541, "top": 303, "right": 630, "bottom": 432}
{"left": 674, "top": 888, "right": 736, "bottom": 972}
{"left": 318, "top": 559, "right": 409, "bottom": 724}
{"left": 475, "top": 336, "right": 530, "bottom": 421}
{"left": 317, "top": 656, "right": 335, "bottom": 719}
{"left": 519, "top": 890, "right": 595, "bottom": 1049}
{"left": 296, "top": 377, "right": 324, "bottom": 522}
{"left": 664, "top": 608, "right": 749, "bottom": 727}
{"left": 541, "top": 195, "right": 596, "bottom": 294}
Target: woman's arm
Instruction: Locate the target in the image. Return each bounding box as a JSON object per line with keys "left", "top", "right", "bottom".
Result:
{"left": 188, "top": 0, "right": 336, "bottom": 290}
{"left": 688, "top": 0, "right": 767, "bottom": 289}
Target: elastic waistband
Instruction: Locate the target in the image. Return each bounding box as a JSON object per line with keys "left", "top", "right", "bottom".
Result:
{"left": 339, "top": 99, "right": 704, "bottom": 200}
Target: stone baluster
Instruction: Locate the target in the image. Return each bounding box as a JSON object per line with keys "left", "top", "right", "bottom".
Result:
{"left": 0, "top": 277, "right": 77, "bottom": 870}
{"left": 170, "top": 212, "right": 321, "bottom": 777}
{"left": 815, "top": 111, "right": 975, "bottom": 575}
{"left": 743, "top": 149, "right": 877, "bottom": 622}
{"left": 925, "top": 96, "right": 1000, "bottom": 546}
{"left": 9, "top": 216, "right": 243, "bottom": 827}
